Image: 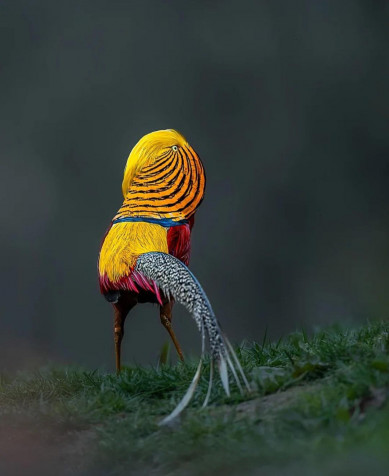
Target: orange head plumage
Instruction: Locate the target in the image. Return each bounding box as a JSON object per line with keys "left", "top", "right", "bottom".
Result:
{"left": 122, "top": 129, "right": 188, "bottom": 197}
{"left": 116, "top": 129, "right": 206, "bottom": 223}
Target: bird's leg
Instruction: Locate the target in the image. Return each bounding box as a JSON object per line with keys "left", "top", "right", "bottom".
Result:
{"left": 160, "top": 299, "right": 184, "bottom": 361}
{"left": 114, "top": 309, "right": 124, "bottom": 374}
{"left": 113, "top": 295, "right": 137, "bottom": 374}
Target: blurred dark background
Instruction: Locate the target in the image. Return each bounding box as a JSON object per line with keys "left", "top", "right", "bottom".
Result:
{"left": 1, "top": 0, "right": 388, "bottom": 371}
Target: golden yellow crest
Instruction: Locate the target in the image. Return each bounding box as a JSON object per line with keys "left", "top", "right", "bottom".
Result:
{"left": 122, "top": 129, "right": 188, "bottom": 197}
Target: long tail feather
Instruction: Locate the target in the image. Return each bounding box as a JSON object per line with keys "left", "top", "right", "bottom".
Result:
{"left": 226, "top": 354, "right": 243, "bottom": 393}
{"left": 224, "top": 335, "right": 251, "bottom": 392}
{"left": 218, "top": 356, "right": 230, "bottom": 396}
{"left": 159, "top": 323, "right": 206, "bottom": 426}
{"left": 202, "top": 358, "right": 214, "bottom": 408}
{"left": 159, "top": 354, "right": 203, "bottom": 425}
{"left": 135, "top": 252, "right": 248, "bottom": 423}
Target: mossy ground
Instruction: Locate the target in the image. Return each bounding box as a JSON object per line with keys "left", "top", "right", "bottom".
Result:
{"left": 1, "top": 321, "right": 389, "bottom": 475}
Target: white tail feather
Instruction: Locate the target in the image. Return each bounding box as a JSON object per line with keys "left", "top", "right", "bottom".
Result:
{"left": 159, "top": 357, "right": 203, "bottom": 426}
{"left": 226, "top": 354, "right": 243, "bottom": 394}
{"left": 218, "top": 356, "right": 230, "bottom": 396}
{"left": 202, "top": 358, "right": 214, "bottom": 408}
{"left": 159, "top": 323, "right": 206, "bottom": 425}
{"left": 224, "top": 335, "right": 251, "bottom": 391}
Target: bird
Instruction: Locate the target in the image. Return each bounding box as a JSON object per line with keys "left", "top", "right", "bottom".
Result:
{"left": 98, "top": 129, "right": 249, "bottom": 424}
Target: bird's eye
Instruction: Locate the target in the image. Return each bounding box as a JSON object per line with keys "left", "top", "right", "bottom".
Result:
{"left": 172, "top": 145, "right": 178, "bottom": 151}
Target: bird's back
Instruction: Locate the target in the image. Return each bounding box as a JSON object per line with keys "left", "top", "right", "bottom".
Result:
{"left": 98, "top": 130, "right": 205, "bottom": 298}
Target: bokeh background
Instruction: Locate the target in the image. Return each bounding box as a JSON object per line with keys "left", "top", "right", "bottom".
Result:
{"left": 1, "top": 0, "right": 388, "bottom": 371}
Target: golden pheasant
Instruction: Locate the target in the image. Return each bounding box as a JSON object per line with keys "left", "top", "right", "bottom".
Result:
{"left": 98, "top": 129, "right": 248, "bottom": 423}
